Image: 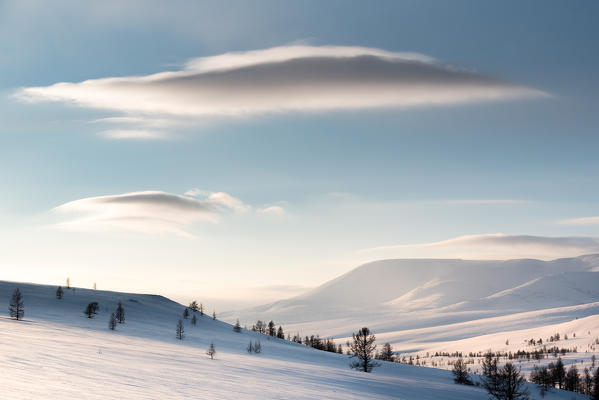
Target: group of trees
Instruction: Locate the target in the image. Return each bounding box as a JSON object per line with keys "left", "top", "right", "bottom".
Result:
{"left": 250, "top": 320, "right": 284, "bottom": 339}
{"left": 247, "top": 340, "right": 262, "bottom": 354}
{"left": 530, "top": 358, "right": 599, "bottom": 397}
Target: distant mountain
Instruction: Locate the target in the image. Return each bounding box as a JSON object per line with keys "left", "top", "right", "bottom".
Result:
{"left": 228, "top": 254, "right": 599, "bottom": 338}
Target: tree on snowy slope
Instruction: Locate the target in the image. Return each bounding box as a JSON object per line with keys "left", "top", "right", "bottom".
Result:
{"left": 377, "top": 343, "right": 394, "bottom": 362}
{"left": 233, "top": 319, "right": 241, "bottom": 332}
{"left": 349, "top": 327, "right": 379, "bottom": 373}
{"left": 108, "top": 313, "right": 116, "bottom": 330}
{"left": 268, "top": 321, "right": 276, "bottom": 336}
{"left": 56, "top": 286, "right": 64, "bottom": 300}
{"left": 206, "top": 343, "right": 216, "bottom": 359}
{"left": 115, "top": 302, "right": 125, "bottom": 323}
{"left": 497, "top": 363, "right": 528, "bottom": 400}
{"left": 592, "top": 367, "right": 599, "bottom": 400}
{"left": 452, "top": 357, "right": 473, "bottom": 385}
{"left": 84, "top": 302, "right": 99, "bottom": 318}
{"left": 176, "top": 319, "right": 184, "bottom": 340}
{"left": 9, "top": 288, "right": 24, "bottom": 320}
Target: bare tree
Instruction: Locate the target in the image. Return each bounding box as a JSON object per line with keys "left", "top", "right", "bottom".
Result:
{"left": 189, "top": 301, "right": 199, "bottom": 312}
{"left": 452, "top": 357, "right": 473, "bottom": 385}
{"left": 212, "top": 310, "right": 216, "bottom": 320}
{"left": 9, "top": 288, "right": 24, "bottom": 320}
{"left": 108, "top": 313, "right": 117, "bottom": 330}
{"left": 349, "top": 327, "right": 378, "bottom": 372}
{"left": 206, "top": 343, "right": 216, "bottom": 359}
{"left": 176, "top": 319, "right": 184, "bottom": 340}
{"left": 66, "top": 277, "right": 70, "bottom": 289}
{"left": 115, "top": 302, "right": 125, "bottom": 323}
{"left": 497, "top": 363, "right": 529, "bottom": 400}
{"left": 84, "top": 302, "right": 99, "bottom": 318}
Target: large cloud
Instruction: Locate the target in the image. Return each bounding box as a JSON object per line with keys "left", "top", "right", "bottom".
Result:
{"left": 359, "top": 233, "right": 599, "bottom": 260}
{"left": 53, "top": 190, "right": 251, "bottom": 237}
{"left": 18, "top": 45, "right": 547, "bottom": 120}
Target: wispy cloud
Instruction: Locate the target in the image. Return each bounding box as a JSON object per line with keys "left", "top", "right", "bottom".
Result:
{"left": 53, "top": 189, "right": 284, "bottom": 236}
{"left": 559, "top": 216, "right": 599, "bottom": 226}
{"left": 358, "top": 233, "right": 599, "bottom": 260}
{"left": 17, "top": 45, "right": 547, "bottom": 139}
{"left": 444, "top": 199, "right": 531, "bottom": 205}
{"left": 257, "top": 205, "right": 286, "bottom": 216}
{"left": 100, "top": 129, "right": 168, "bottom": 140}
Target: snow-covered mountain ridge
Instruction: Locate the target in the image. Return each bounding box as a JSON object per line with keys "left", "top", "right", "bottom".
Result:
{"left": 228, "top": 254, "right": 599, "bottom": 342}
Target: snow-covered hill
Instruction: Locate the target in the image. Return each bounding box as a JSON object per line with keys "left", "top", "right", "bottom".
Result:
{"left": 0, "top": 280, "right": 587, "bottom": 399}
{"left": 229, "top": 255, "right": 599, "bottom": 341}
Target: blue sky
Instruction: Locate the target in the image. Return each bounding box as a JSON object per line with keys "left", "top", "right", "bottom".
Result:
{"left": 1, "top": 1, "right": 598, "bottom": 307}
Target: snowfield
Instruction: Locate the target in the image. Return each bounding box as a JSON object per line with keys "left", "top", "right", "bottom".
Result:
{"left": 0, "top": 281, "right": 589, "bottom": 399}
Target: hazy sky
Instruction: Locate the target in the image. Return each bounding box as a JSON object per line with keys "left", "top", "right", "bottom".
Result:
{"left": 1, "top": 1, "right": 598, "bottom": 308}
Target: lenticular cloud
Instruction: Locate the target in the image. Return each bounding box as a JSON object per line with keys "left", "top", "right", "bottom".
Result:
{"left": 18, "top": 45, "right": 547, "bottom": 117}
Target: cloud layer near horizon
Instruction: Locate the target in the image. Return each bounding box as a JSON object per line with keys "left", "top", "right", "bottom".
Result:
{"left": 53, "top": 190, "right": 257, "bottom": 237}
{"left": 359, "top": 233, "right": 599, "bottom": 261}
{"left": 18, "top": 45, "right": 547, "bottom": 123}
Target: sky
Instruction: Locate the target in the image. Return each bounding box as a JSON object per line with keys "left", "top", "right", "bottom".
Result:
{"left": 1, "top": 0, "right": 598, "bottom": 309}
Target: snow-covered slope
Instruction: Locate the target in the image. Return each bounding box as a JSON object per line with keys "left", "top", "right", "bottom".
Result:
{"left": 0, "top": 281, "right": 587, "bottom": 400}
{"left": 229, "top": 255, "right": 599, "bottom": 340}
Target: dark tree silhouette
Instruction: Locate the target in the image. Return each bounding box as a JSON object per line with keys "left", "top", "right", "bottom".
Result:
{"left": 592, "top": 367, "right": 599, "bottom": 400}
{"left": 481, "top": 353, "right": 501, "bottom": 398}
{"left": 349, "top": 327, "right": 378, "bottom": 372}
{"left": 84, "top": 302, "right": 99, "bottom": 318}
{"left": 552, "top": 358, "right": 565, "bottom": 389}
{"left": 56, "top": 286, "right": 64, "bottom": 300}
{"left": 189, "top": 301, "right": 199, "bottom": 312}
{"left": 497, "top": 363, "right": 529, "bottom": 400}
{"left": 176, "top": 319, "right": 184, "bottom": 340}
{"left": 276, "top": 326, "right": 284, "bottom": 339}
{"left": 247, "top": 341, "right": 254, "bottom": 353}
{"left": 183, "top": 308, "right": 190, "bottom": 319}
{"left": 212, "top": 310, "right": 216, "bottom": 320}
{"left": 268, "top": 321, "right": 276, "bottom": 336}
{"left": 452, "top": 357, "right": 473, "bottom": 385}
{"left": 9, "top": 288, "right": 24, "bottom": 320}
{"left": 191, "top": 314, "right": 197, "bottom": 326}
{"left": 206, "top": 343, "right": 216, "bottom": 359}
{"left": 378, "top": 342, "right": 395, "bottom": 362}
{"left": 108, "top": 312, "right": 116, "bottom": 330}
{"left": 199, "top": 303, "right": 204, "bottom": 315}
{"left": 565, "top": 365, "right": 580, "bottom": 392}
{"left": 115, "top": 302, "right": 125, "bottom": 323}
{"left": 233, "top": 319, "right": 241, "bottom": 332}
{"left": 253, "top": 340, "right": 262, "bottom": 354}
{"left": 530, "top": 367, "right": 552, "bottom": 394}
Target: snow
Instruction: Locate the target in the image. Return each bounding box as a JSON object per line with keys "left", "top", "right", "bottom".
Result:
{"left": 0, "top": 280, "right": 589, "bottom": 399}
{"left": 228, "top": 255, "right": 599, "bottom": 343}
